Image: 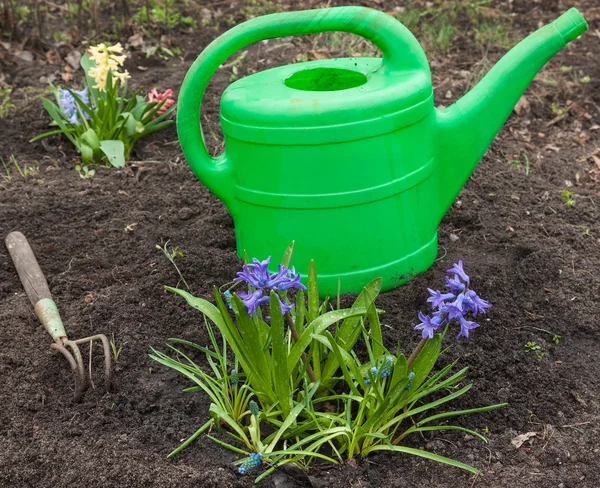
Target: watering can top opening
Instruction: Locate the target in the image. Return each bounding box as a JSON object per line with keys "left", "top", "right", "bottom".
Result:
{"left": 220, "top": 57, "right": 433, "bottom": 145}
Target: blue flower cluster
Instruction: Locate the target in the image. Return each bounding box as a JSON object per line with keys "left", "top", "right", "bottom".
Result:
{"left": 234, "top": 257, "right": 307, "bottom": 316}
{"left": 58, "top": 87, "right": 92, "bottom": 125}
{"left": 415, "top": 260, "right": 491, "bottom": 340}
{"left": 223, "top": 290, "right": 233, "bottom": 309}
{"left": 238, "top": 453, "right": 262, "bottom": 475}
{"left": 364, "top": 356, "right": 394, "bottom": 385}
{"left": 249, "top": 400, "right": 259, "bottom": 416}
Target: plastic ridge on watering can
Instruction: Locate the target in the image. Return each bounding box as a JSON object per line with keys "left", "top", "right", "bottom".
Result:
{"left": 177, "top": 7, "right": 588, "bottom": 296}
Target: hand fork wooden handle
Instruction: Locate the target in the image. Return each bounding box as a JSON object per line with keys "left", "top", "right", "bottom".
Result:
{"left": 5, "top": 231, "right": 112, "bottom": 402}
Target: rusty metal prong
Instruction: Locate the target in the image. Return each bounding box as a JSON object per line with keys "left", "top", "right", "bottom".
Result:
{"left": 50, "top": 342, "right": 86, "bottom": 403}
{"left": 72, "top": 334, "right": 113, "bottom": 393}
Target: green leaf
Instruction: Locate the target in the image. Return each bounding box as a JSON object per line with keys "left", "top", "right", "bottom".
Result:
{"left": 164, "top": 286, "right": 264, "bottom": 398}
{"left": 408, "top": 366, "right": 467, "bottom": 404}
{"left": 363, "top": 432, "right": 389, "bottom": 439}
{"left": 166, "top": 419, "right": 213, "bottom": 459}
{"left": 307, "top": 260, "right": 319, "bottom": 323}
{"left": 409, "top": 334, "right": 442, "bottom": 393}
{"left": 30, "top": 128, "right": 77, "bottom": 142}
{"left": 80, "top": 142, "right": 95, "bottom": 164}
{"left": 281, "top": 241, "right": 295, "bottom": 268}
{"left": 388, "top": 347, "right": 408, "bottom": 392}
{"left": 270, "top": 291, "right": 291, "bottom": 418}
{"left": 206, "top": 435, "right": 249, "bottom": 455}
{"left": 209, "top": 403, "right": 251, "bottom": 448}
{"left": 99, "top": 140, "right": 126, "bottom": 168}
{"left": 38, "top": 98, "right": 80, "bottom": 147}
{"left": 165, "top": 287, "right": 223, "bottom": 330}
{"left": 321, "top": 331, "right": 361, "bottom": 396}
{"left": 266, "top": 382, "right": 319, "bottom": 452}
{"left": 415, "top": 403, "right": 508, "bottom": 428}
{"left": 368, "top": 445, "right": 481, "bottom": 475}
{"left": 287, "top": 308, "right": 367, "bottom": 373}
{"left": 82, "top": 128, "right": 100, "bottom": 152}
{"left": 149, "top": 348, "right": 224, "bottom": 408}
{"left": 307, "top": 259, "right": 327, "bottom": 379}
{"left": 231, "top": 294, "right": 276, "bottom": 402}
{"left": 365, "top": 287, "right": 383, "bottom": 359}
{"left": 400, "top": 384, "right": 473, "bottom": 421}
{"left": 80, "top": 53, "right": 101, "bottom": 101}
{"left": 320, "top": 278, "right": 381, "bottom": 383}
{"left": 294, "top": 289, "right": 305, "bottom": 336}
{"left": 331, "top": 278, "right": 382, "bottom": 352}
{"left": 120, "top": 112, "right": 137, "bottom": 137}
{"left": 129, "top": 119, "right": 172, "bottom": 144}
{"left": 403, "top": 425, "right": 488, "bottom": 443}
{"left": 130, "top": 100, "right": 148, "bottom": 120}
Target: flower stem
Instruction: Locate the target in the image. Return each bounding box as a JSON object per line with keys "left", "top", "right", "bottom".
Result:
{"left": 406, "top": 338, "right": 428, "bottom": 370}
{"left": 284, "top": 311, "right": 317, "bottom": 383}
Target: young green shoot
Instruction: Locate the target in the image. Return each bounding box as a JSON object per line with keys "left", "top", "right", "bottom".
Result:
{"left": 156, "top": 240, "right": 190, "bottom": 291}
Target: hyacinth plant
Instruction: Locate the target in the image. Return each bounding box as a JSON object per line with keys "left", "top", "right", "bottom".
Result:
{"left": 151, "top": 243, "right": 507, "bottom": 482}
{"left": 31, "top": 42, "right": 175, "bottom": 168}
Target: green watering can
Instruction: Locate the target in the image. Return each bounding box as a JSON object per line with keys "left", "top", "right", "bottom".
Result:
{"left": 178, "top": 7, "right": 587, "bottom": 295}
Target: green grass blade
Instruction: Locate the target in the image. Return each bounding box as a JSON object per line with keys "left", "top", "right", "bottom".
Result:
{"left": 416, "top": 403, "right": 509, "bottom": 427}
{"left": 164, "top": 286, "right": 270, "bottom": 400}
{"left": 365, "top": 287, "right": 383, "bottom": 359}
{"left": 294, "top": 289, "right": 306, "bottom": 335}
{"left": 149, "top": 349, "right": 225, "bottom": 408}
{"left": 266, "top": 382, "right": 319, "bottom": 452}
{"left": 321, "top": 279, "right": 381, "bottom": 383}
{"left": 206, "top": 435, "right": 249, "bottom": 455}
{"left": 287, "top": 308, "right": 367, "bottom": 373}
{"left": 30, "top": 128, "right": 77, "bottom": 142}
{"left": 267, "top": 448, "right": 341, "bottom": 465}
{"left": 307, "top": 260, "right": 319, "bottom": 324}
{"left": 414, "top": 361, "right": 461, "bottom": 394}
{"left": 231, "top": 294, "right": 275, "bottom": 401}
{"left": 409, "top": 333, "right": 442, "bottom": 392}
{"left": 167, "top": 419, "right": 213, "bottom": 458}
{"left": 39, "top": 99, "right": 80, "bottom": 146}
{"left": 367, "top": 445, "right": 480, "bottom": 475}
{"left": 164, "top": 286, "right": 223, "bottom": 330}
{"left": 270, "top": 291, "right": 291, "bottom": 418}
{"left": 388, "top": 347, "right": 408, "bottom": 392}
{"left": 281, "top": 241, "right": 295, "bottom": 268}
{"left": 387, "top": 384, "right": 474, "bottom": 429}
{"left": 209, "top": 403, "right": 251, "bottom": 447}
{"left": 321, "top": 331, "right": 361, "bottom": 396}
{"left": 408, "top": 367, "right": 468, "bottom": 405}
{"left": 403, "top": 425, "right": 488, "bottom": 443}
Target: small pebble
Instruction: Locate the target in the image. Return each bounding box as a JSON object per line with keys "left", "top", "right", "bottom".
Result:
{"left": 178, "top": 207, "right": 194, "bottom": 220}
{"left": 425, "top": 439, "right": 445, "bottom": 450}
{"left": 15, "top": 50, "right": 34, "bottom": 62}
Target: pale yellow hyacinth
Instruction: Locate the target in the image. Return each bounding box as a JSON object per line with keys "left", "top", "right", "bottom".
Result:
{"left": 87, "top": 42, "right": 130, "bottom": 92}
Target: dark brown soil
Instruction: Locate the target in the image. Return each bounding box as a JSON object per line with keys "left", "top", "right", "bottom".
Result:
{"left": 1, "top": 1, "right": 599, "bottom": 487}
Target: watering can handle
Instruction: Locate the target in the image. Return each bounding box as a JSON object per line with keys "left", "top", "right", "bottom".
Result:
{"left": 177, "top": 6, "right": 428, "bottom": 209}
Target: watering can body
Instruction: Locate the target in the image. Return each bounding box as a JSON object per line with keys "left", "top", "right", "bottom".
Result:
{"left": 178, "top": 7, "right": 587, "bottom": 295}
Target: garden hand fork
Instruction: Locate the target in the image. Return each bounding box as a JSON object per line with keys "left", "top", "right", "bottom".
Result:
{"left": 5, "top": 231, "right": 112, "bottom": 403}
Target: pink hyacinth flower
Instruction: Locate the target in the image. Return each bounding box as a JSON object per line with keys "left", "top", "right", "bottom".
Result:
{"left": 147, "top": 88, "right": 175, "bottom": 117}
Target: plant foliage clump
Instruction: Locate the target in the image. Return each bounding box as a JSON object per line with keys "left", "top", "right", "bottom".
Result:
{"left": 151, "top": 243, "right": 506, "bottom": 482}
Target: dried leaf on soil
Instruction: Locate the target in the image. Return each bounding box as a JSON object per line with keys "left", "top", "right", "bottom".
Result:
{"left": 511, "top": 431, "right": 539, "bottom": 449}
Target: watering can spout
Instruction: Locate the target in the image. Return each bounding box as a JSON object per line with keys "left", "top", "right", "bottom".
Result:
{"left": 434, "top": 7, "right": 587, "bottom": 222}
